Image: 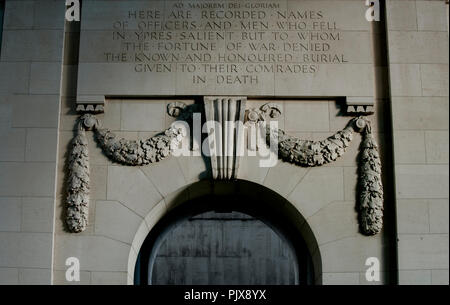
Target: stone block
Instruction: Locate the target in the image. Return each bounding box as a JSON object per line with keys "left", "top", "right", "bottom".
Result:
{"left": 25, "top": 128, "right": 58, "bottom": 162}
{"left": 127, "top": 247, "right": 138, "bottom": 283}
{"left": 263, "top": 161, "right": 309, "bottom": 197}
{"left": 275, "top": 64, "right": 374, "bottom": 97}
{"left": 90, "top": 165, "right": 108, "bottom": 200}
{"left": 95, "top": 200, "right": 143, "bottom": 244}
{"left": 399, "top": 270, "right": 432, "bottom": 285}
{"left": 52, "top": 270, "right": 92, "bottom": 285}
{"left": 33, "top": 0, "right": 65, "bottom": 30}
{"left": 11, "top": 95, "right": 60, "bottom": 128}
{"left": 421, "top": 64, "right": 449, "bottom": 97}
{"left": 307, "top": 201, "right": 358, "bottom": 245}
{"left": 237, "top": 155, "right": 271, "bottom": 185}
{"left": 120, "top": 100, "right": 165, "bottom": 132}
{"left": 0, "top": 162, "right": 56, "bottom": 197}
{"left": 140, "top": 157, "right": 187, "bottom": 197}
{"left": 396, "top": 165, "right": 449, "bottom": 199}
{"left": 392, "top": 97, "right": 449, "bottom": 130}
{"left": 54, "top": 235, "right": 130, "bottom": 272}
{"left": 131, "top": 220, "right": 150, "bottom": 258}
{"left": 288, "top": 167, "right": 344, "bottom": 218}
{"left": 3, "top": 0, "right": 34, "bottom": 29}
{"left": 416, "top": 1, "right": 448, "bottom": 31}
{"left": 386, "top": 0, "right": 417, "bottom": 30}
{"left": 91, "top": 271, "right": 128, "bottom": 285}
{"left": 0, "top": 103, "right": 13, "bottom": 130}
{"left": 398, "top": 234, "right": 449, "bottom": 270}
{"left": 1, "top": 30, "right": 63, "bottom": 61}
{"left": 0, "top": 128, "right": 26, "bottom": 161}
{"left": 77, "top": 63, "right": 176, "bottom": 96}
{"left": 429, "top": 200, "right": 449, "bottom": 234}
{"left": 343, "top": 166, "right": 357, "bottom": 201}
{"left": 425, "top": 131, "right": 449, "bottom": 164}
{"left": 176, "top": 155, "right": 211, "bottom": 183}
{"left": 101, "top": 100, "right": 122, "bottom": 131}
{"left": 0, "top": 62, "right": 30, "bottom": 94}
{"left": 284, "top": 101, "right": 329, "bottom": 132}
{"left": 320, "top": 235, "right": 384, "bottom": 273}
{"left": 389, "top": 31, "right": 449, "bottom": 64}
{"left": 18, "top": 268, "right": 51, "bottom": 285}
{"left": 431, "top": 269, "right": 449, "bottom": 285}
{"left": 287, "top": 0, "right": 370, "bottom": 31}
{"left": 17, "top": 233, "right": 53, "bottom": 268}
{"left": 0, "top": 233, "right": 20, "bottom": 267}
{"left": 21, "top": 197, "right": 54, "bottom": 233}
{"left": 0, "top": 197, "right": 22, "bottom": 232}
{"left": 30, "top": 62, "right": 62, "bottom": 94}
{"left": 0, "top": 268, "right": 19, "bottom": 285}
{"left": 107, "top": 166, "right": 163, "bottom": 217}
{"left": 393, "top": 130, "right": 426, "bottom": 164}
{"left": 397, "top": 199, "right": 430, "bottom": 234}
{"left": 359, "top": 271, "right": 386, "bottom": 285}
{"left": 389, "top": 64, "right": 422, "bottom": 97}
{"left": 81, "top": 0, "right": 165, "bottom": 30}
{"left": 322, "top": 272, "right": 360, "bottom": 285}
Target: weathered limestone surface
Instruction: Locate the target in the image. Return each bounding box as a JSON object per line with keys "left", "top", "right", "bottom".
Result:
{"left": 76, "top": 0, "right": 375, "bottom": 101}
{"left": 0, "top": 0, "right": 65, "bottom": 285}
{"left": 386, "top": 0, "right": 449, "bottom": 285}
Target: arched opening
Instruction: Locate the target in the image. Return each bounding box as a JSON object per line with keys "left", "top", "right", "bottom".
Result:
{"left": 133, "top": 180, "right": 321, "bottom": 285}
{"left": 149, "top": 210, "right": 301, "bottom": 285}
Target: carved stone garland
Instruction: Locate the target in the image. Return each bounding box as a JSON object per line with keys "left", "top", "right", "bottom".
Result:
{"left": 67, "top": 103, "right": 383, "bottom": 236}
{"left": 66, "top": 114, "right": 185, "bottom": 232}
{"left": 66, "top": 118, "right": 91, "bottom": 233}
{"left": 265, "top": 116, "right": 383, "bottom": 236}
{"left": 357, "top": 118, "right": 383, "bottom": 235}
{"left": 95, "top": 126, "right": 184, "bottom": 166}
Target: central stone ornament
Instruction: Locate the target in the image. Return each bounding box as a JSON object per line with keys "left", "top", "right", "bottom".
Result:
{"left": 204, "top": 96, "right": 247, "bottom": 180}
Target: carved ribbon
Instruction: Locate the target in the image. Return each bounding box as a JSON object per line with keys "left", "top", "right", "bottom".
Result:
{"left": 266, "top": 116, "right": 383, "bottom": 235}
{"left": 66, "top": 114, "right": 185, "bottom": 232}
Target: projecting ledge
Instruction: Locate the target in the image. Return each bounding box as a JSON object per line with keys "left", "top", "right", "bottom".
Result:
{"left": 345, "top": 97, "right": 374, "bottom": 115}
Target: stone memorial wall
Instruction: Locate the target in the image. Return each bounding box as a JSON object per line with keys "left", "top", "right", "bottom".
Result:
{"left": 77, "top": 0, "right": 374, "bottom": 101}
{"left": 0, "top": 0, "right": 447, "bottom": 286}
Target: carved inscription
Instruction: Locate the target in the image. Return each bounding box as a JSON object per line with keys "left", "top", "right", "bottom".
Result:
{"left": 103, "top": 1, "right": 350, "bottom": 85}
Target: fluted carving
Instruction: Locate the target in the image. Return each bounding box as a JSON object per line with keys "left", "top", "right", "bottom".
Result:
{"left": 204, "top": 97, "right": 247, "bottom": 180}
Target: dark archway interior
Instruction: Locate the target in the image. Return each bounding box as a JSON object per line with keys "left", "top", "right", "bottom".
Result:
{"left": 152, "top": 210, "right": 298, "bottom": 285}
{"left": 134, "top": 183, "right": 318, "bottom": 285}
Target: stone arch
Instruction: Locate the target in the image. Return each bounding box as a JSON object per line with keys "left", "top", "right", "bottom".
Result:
{"left": 127, "top": 179, "right": 322, "bottom": 285}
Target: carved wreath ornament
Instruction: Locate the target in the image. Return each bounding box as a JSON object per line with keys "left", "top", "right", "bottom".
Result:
{"left": 66, "top": 103, "right": 383, "bottom": 236}
{"left": 66, "top": 113, "right": 185, "bottom": 232}
{"left": 265, "top": 116, "right": 383, "bottom": 235}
